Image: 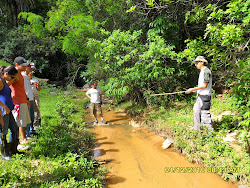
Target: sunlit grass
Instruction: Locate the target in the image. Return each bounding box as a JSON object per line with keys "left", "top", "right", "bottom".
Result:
{"left": 0, "top": 60, "right": 11, "bottom": 67}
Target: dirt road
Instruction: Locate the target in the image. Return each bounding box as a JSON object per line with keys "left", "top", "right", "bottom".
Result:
{"left": 86, "top": 109, "right": 238, "bottom": 188}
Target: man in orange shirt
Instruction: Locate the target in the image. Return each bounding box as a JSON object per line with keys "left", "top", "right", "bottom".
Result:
{"left": 8, "top": 57, "right": 31, "bottom": 145}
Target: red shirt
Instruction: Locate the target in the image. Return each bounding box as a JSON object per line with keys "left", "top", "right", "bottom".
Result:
{"left": 10, "top": 71, "right": 27, "bottom": 105}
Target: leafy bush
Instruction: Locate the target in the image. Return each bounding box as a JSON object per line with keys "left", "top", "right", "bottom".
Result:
{"left": 0, "top": 153, "right": 105, "bottom": 187}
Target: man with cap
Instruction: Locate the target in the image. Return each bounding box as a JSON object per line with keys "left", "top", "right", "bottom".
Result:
{"left": 7, "top": 56, "right": 31, "bottom": 146}
{"left": 185, "top": 56, "right": 213, "bottom": 131}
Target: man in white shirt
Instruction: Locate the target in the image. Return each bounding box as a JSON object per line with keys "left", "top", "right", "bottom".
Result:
{"left": 185, "top": 56, "right": 213, "bottom": 131}
{"left": 22, "top": 63, "right": 36, "bottom": 137}
{"left": 86, "top": 81, "right": 107, "bottom": 124}
{"left": 29, "top": 71, "right": 41, "bottom": 127}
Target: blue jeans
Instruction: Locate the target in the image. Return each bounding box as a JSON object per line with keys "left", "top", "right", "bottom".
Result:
{"left": 26, "top": 100, "right": 35, "bottom": 137}
{"left": 1, "top": 113, "right": 18, "bottom": 144}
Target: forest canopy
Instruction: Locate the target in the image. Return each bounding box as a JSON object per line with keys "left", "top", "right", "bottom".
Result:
{"left": 0, "top": 0, "right": 249, "bottom": 107}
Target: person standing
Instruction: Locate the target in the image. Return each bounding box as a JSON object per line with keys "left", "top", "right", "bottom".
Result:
{"left": 86, "top": 81, "right": 107, "bottom": 124}
{"left": 185, "top": 56, "right": 213, "bottom": 131}
{"left": 29, "top": 71, "right": 41, "bottom": 127}
{"left": 8, "top": 56, "right": 31, "bottom": 144}
{"left": 22, "top": 63, "right": 36, "bottom": 138}
{"left": 0, "top": 66, "right": 19, "bottom": 160}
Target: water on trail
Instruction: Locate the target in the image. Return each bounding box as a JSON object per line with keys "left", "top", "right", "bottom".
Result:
{"left": 85, "top": 109, "right": 238, "bottom": 188}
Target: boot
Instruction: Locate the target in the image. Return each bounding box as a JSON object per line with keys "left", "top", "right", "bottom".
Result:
{"left": 1, "top": 144, "right": 12, "bottom": 160}
{"left": 9, "top": 140, "right": 24, "bottom": 155}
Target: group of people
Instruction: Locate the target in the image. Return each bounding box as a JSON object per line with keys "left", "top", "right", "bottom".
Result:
{"left": 0, "top": 56, "right": 41, "bottom": 160}
{"left": 0, "top": 55, "right": 212, "bottom": 160}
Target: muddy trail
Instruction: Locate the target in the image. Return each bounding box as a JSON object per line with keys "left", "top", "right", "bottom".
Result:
{"left": 85, "top": 109, "right": 238, "bottom": 188}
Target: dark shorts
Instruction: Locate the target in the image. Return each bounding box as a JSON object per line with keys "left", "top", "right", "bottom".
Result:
{"left": 91, "top": 103, "right": 102, "bottom": 114}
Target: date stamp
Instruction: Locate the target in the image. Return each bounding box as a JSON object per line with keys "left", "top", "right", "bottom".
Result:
{"left": 164, "top": 167, "right": 241, "bottom": 173}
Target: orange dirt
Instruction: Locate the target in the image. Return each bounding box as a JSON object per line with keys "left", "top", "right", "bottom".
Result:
{"left": 86, "top": 109, "right": 238, "bottom": 188}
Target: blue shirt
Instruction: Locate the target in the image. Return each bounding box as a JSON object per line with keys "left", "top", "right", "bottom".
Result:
{"left": 0, "top": 78, "right": 14, "bottom": 116}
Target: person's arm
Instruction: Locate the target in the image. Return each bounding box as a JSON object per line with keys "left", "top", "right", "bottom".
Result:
{"left": 0, "top": 80, "right": 10, "bottom": 114}
{"left": 185, "top": 82, "right": 208, "bottom": 94}
{"left": 36, "top": 82, "right": 41, "bottom": 91}
{"left": 0, "top": 101, "right": 10, "bottom": 115}
{"left": 0, "top": 114, "right": 3, "bottom": 128}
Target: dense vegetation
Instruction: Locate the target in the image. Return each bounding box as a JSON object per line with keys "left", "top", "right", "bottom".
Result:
{"left": 0, "top": 85, "right": 106, "bottom": 187}
{"left": 0, "top": 0, "right": 249, "bottom": 185}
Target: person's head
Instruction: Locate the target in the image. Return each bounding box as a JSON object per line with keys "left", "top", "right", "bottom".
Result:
{"left": 92, "top": 81, "right": 98, "bottom": 89}
{"left": 0, "top": 66, "right": 18, "bottom": 81}
{"left": 14, "top": 56, "right": 29, "bottom": 71}
{"left": 193, "top": 56, "right": 208, "bottom": 70}
{"left": 25, "top": 64, "right": 32, "bottom": 75}
{"left": 30, "top": 62, "right": 35, "bottom": 72}
{"left": 29, "top": 71, "right": 34, "bottom": 79}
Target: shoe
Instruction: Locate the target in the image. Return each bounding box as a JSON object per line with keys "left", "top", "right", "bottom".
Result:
{"left": 1, "top": 145, "right": 12, "bottom": 161}
{"left": 30, "top": 130, "right": 39, "bottom": 136}
{"left": 21, "top": 140, "right": 36, "bottom": 145}
{"left": 26, "top": 136, "right": 33, "bottom": 140}
{"left": 17, "top": 144, "right": 29, "bottom": 151}
{"left": 9, "top": 140, "right": 24, "bottom": 155}
{"left": 101, "top": 119, "right": 107, "bottom": 124}
{"left": 94, "top": 119, "right": 98, "bottom": 124}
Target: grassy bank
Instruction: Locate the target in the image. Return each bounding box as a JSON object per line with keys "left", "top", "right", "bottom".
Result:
{"left": 0, "top": 60, "right": 11, "bottom": 67}
{"left": 0, "top": 85, "right": 106, "bottom": 187}
{"left": 118, "top": 94, "right": 250, "bottom": 186}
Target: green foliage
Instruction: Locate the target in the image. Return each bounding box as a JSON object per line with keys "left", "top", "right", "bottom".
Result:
{"left": 0, "top": 153, "right": 105, "bottom": 187}
{"left": 84, "top": 29, "right": 192, "bottom": 105}
{"left": 184, "top": 0, "right": 249, "bottom": 81}
{"left": 232, "top": 58, "right": 250, "bottom": 109}
{"left": 32, "top": 91, "right": 95, "bottom": 158}
{"left": 0, "top": 86, "right": 106, "bottom": 187}
{"left": 19, "top": 12, "right": 45, "bottom": 37}
{"left": 0, "top": 60, "right": 11, "bottom": 67}
{"left": 143, "top": 95, "right": 250, "bottom": 185}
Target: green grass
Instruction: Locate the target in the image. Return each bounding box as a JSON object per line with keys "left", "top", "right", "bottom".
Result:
{"left": 117, "top": 94, "right": 249, "bottom": 185}
{"left": 0, "top": 85, "right": 106, "bottom": 187}
{"left": 0, "top": 60, "right": 11, "bottom": 67}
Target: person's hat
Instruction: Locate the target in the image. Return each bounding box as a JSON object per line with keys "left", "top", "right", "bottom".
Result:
{"left": 30, "top": 62, "right": 35, "bottom": 69}
{"left": 14, "top": 56, "right": 29, "bottom": 66}
{"left": 193, "top": 56, "right": 208, "bottom": 64}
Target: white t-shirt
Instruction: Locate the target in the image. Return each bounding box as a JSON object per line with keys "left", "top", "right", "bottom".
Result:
{"left": 86, "top": 88, "right": 101, "bottom": 103}
{"left": 22, "top": 72, "right": 34, "bottom": 101}
{"left": 197, "top": 67, "right": 212, "bottom": 96}
{"left": 30, "top": 78, "right": 39, "bottom": 95}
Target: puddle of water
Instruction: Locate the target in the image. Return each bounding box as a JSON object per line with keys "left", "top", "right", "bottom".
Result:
{"left": 85, "top": 108, "right": 238, "bottom": 188}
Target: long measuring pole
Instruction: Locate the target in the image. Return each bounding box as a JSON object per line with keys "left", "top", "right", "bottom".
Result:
{"left": 150, "top": 90, "right": 186, "bottom": 96}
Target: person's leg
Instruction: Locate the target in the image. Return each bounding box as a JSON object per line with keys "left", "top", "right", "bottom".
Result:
{"left": 8, "top": 113, "right": 18, "bottom": 142}
{"left": 34, "top": 96, "right": 41, "bottom": 127}
{"left": 193, "top": 96, "right": 202, "bottom": 131}
{"left": 1, "top": 115, "right": 11, "bottom": 160}
{"left": 1, "top": 114, "right": 9, "bottom": 145}
{"left": 201, "top": 110, "right": 213, "bottom": 130}
{"left": 98, "top": 104, "right": 107, "bottom": 124}
{"left": 18, "top": 104, "right": 31, "bottom": 143}
{"left": 20, "top": 127, "right": 27, "bottom": 142}
{"left": 26, "top": 100, "right": 35, "bottom": 137}
{"left": 91, "top": 103, "right": 98, "bottom": 122}
{"left": 200, "top": 95, "right": 213, "bottom": 130}
{"left": 8, "top": 113, "right": 21, "bottom": 155}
